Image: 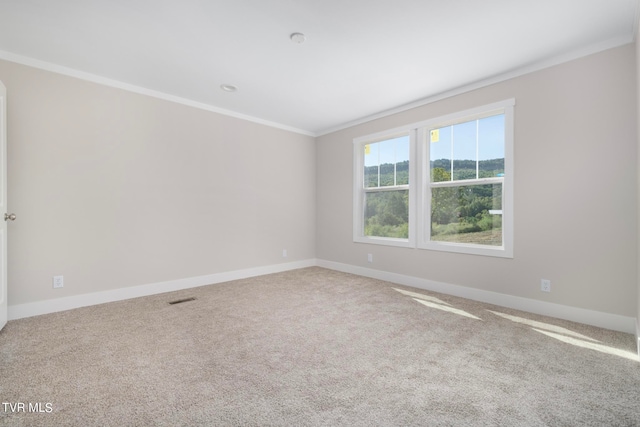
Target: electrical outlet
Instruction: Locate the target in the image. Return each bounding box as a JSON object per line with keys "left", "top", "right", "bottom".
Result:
{"left": 367, "top": 254, "right": 373, "bottom": 263}
{"left": 53, "top": 275, "right": 64, "bottom": 289}
{"left": 541, "top": 279, "right": 551, "bottom": 293}
{"left": 282, "top": 249, "right": 287, "bottom": 258}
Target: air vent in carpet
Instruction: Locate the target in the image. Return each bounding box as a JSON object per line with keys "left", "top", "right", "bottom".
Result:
{"left": 169, "top": 297, "right": 196, "bottom": 305}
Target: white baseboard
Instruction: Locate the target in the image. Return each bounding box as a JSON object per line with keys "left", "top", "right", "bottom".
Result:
{"left": 317, "top": 259, "right": 637, "bottom": 335}
{"left": 9, "top": 258, "right": 637, "bottom": 338}
{"left": 8, "top": 259, "right": 317, "bottom": 320}
{"left": 636, "top": 319, "right": 640, "bottom": 356}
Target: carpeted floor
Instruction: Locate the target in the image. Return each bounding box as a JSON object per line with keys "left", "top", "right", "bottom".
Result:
{"left": 0, "top": 267, "right": 638, "bottom": 426}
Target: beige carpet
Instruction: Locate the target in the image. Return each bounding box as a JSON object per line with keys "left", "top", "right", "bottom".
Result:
{"left": 0, "top": 267, "right": 638, "bottom": 426}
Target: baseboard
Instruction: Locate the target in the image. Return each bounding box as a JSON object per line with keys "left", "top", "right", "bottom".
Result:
{"left": 636, "top": 318, "right": 640, "bottom": 356}
{"left": 8, "top": 259, "right": 317, "bottom": 320}
{"left": 10, "top": 258, "right": 636, "bottom": 338}
{"left": 317, "top": 259, "right": 636, "bottom": 335}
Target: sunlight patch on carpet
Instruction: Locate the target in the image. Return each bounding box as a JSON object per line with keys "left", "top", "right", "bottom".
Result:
{"left": 412, "top": 298, "right": 482, "bottom": 320}
{"left": 533, "top": 329, "right": 639, "bottom": 362}
{"left": 392, "top": 288, "right": 451, "bottom": 306}
{"left": 488, "top": 310, "right": 599, "bottom": 342}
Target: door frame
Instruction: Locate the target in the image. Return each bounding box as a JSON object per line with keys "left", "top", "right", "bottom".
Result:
{"left": 0, "top": 80, "right": 7, "bottom": 331}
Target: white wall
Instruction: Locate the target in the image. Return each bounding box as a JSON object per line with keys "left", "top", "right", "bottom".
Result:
{"left": 1, "top": 43, "right": 638, "bottom": 333}
{"left": 0, "top": 59, "right": 316, "bottom": 307}
{"left": 317, "top": 45, "right": 637, "bottom": 320}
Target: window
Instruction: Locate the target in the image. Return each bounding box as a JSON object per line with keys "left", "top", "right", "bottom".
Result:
{"left": 354, "top": 99, "right": 514, "bottom": 257}
{"left": 420, "top": 107, "right": 513, "bottom": 257}
{"left": 353, "top": 131, "right": 414, "bottom": 247}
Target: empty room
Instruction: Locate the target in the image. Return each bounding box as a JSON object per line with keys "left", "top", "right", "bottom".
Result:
{"left": 0, "top": 1, "right": 639, "bottom": 426}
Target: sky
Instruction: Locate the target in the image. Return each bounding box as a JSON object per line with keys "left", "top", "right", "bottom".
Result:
{"left": 364, "top": 113, "right": 505, "bottom": 169}
{"left": 430, "top": 114, "right": 505, "bottom": 162}
{"left": 364, "top": 135, "right": 409, "bottom": 168}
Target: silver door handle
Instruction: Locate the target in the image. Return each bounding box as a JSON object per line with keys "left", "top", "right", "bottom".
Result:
{"left": 4, "top": 213, "right": 16, "bottom": 221}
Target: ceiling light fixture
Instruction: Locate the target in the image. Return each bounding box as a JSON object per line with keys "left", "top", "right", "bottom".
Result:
{"left": 220, "top": 84, "right": 238, "bottom": 92}
{"left": 290, "top": 32, "right": 306, "bottom": 44}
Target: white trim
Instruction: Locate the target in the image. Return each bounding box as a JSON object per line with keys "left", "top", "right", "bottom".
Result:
{"left": 316, "top": 259, "right": 636, "bottom": 334}
{"left": 418, "top": 100, "right": 515, "bottom": 258}
{"left": 636, "top": 318, "right": 640, "bottom": 356}
{"left": 409, "top": 99, "right": 515, "bottom": 131}
{"left": 353, "top": 130, "right": 415, "bottom": 247}
{"left": 8, "top": 259, "right": 316, "bottom": 320}
{"left": 317, "top": 36, "right": 633, "bottom": 136}
{"left": 0, "top": 35, "right": 632, "bottom": 140}
{"left": 354, "top": 99, "right": 514, "bottom": 258}
{"left": 0, "top": 81, "right": 5, "bottom": 331}
{"left": 9, "top": 258, "right": 637, "bottom": 338}
{"left": 0, "top": 50, "right": 315, "bottom": 138}
{"left": 430, "top": 177, "right": 502, "bottom": 188}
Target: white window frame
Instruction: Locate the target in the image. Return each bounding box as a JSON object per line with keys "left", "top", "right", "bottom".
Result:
{"left": 353, "top": 99, "right": 514, "bottom": 258}
{"left": 417, "top": 99, "right": 514, "bottom": 258}
{"left": 353, "top": 128, "right": 416, "bottom": 248}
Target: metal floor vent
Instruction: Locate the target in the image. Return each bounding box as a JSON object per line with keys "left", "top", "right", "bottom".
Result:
{"left": 169, "top": 297, "right": 196, "bottom": 305}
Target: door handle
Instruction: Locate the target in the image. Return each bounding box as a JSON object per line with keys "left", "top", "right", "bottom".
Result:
{"left": 4, "top": 213, "right": 16, "bottom": 221}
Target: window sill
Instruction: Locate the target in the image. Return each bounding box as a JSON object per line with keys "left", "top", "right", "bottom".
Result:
{"left": 354, "top": 236, "right": 414, "bottom": 248}
{"left": 419, "top": 241, "right": 513, "bottom": 258}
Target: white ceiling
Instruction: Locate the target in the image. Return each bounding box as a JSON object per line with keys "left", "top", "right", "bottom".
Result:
{"left": 0, "top": 0, "right": 637, "bottom": 136}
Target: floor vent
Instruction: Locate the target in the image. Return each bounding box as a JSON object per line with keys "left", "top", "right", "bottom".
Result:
{"left": 169, "top": 297, "right": 196, "bottom": 305}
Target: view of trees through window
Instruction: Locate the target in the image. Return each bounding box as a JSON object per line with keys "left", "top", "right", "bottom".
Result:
{"left": 363, "top": 135, "right": 409, "bottom": 238}
{"left": 430, "top": 181, "right": 503, "bottom": 246}
{"left": 429, "top": 113, "right": 505, "bottom": 246}
{"left": 361, "top": 114, "right": 506, "bottom": 245}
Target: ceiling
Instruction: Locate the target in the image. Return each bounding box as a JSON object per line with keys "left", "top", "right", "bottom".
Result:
{"left": 0, "top": 0, "right": 637, "bottom": 136}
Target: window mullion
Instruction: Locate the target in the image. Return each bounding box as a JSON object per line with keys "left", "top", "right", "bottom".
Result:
{"left": 377, "top": 148, "right": 380, "bottom": 188}
{"left": 430, "top": 177, "right": 503, "bottom": 188}
{"left": 450, "top": 125, "right": 454, "bottom": 182}
{"left": 476, "top": 119, "right": 479, "bottom": 179}
{"left": 364, "top": 185, "right": 410, "bottom": 193}
{"left": 394, "top": 140, "right": 397, "bottom": 186}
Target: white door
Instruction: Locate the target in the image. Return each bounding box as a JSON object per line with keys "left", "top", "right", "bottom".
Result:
{"left": 0, "top": 81, "right": 8, "bottom": 331}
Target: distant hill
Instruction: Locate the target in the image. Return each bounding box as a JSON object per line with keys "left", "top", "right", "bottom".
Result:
{"left": 363, "top": 158, "right": 504, "bottom": 243}
{"left": 364, "top": 158, "right": 504, "bottom": 187}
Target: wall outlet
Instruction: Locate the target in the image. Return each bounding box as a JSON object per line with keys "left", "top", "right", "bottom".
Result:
{"left": 367, "top": 254, "right": 373, "bottom": 263}
{"left": 53, "top": 275, "right": 64, "bottom": 289}
{"left": 282, "top": 249, "right": 287, "bottom": 258}
{"left": 541, "top": 279, "right": 551, "bottom": 293}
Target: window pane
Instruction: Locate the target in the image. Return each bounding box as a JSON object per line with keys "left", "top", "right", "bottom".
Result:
{"left": 379, "top": 139, "right": 396, "bottom": 186}
{"left": 430, "top": 183, "right": 502, "bottom": 246}
{"left": 395, "top": 136, "right": 410, "bottom": 185}
{"left": 452, "top": 120, "right": 477, "bottom": 181}
{"left": 364, "top": 190, "right": 409, "bottom": 238}
{"left": 430, "top": 125, "right": 451, "bottom": 182}
{"left": 430, "top": 113, "right": 505, "bottom": 182}
{"left": 478, "top": 114, "right": 505, "bottom": 178}
{"left": 364, "top": 142, "right": 379, "bottom": 188}
{"left": 364, "top": 135, "right": 409, "bottom": 188}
